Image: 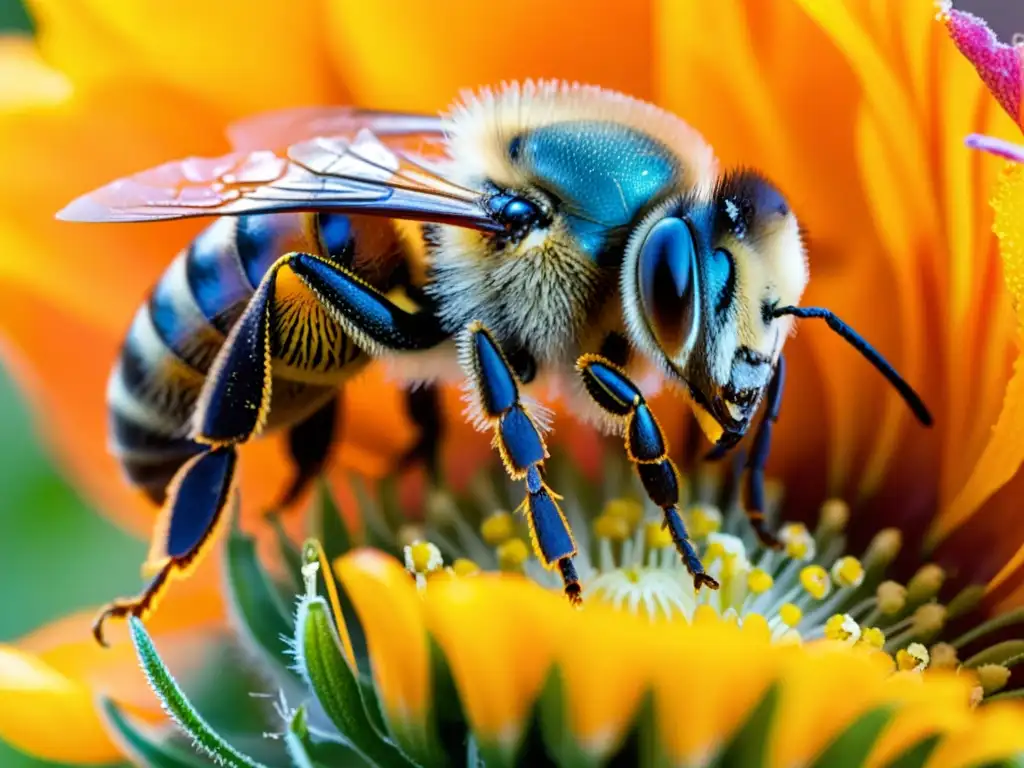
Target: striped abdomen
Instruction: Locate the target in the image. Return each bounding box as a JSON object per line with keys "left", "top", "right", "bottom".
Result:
{"left": 108, "top": 211, "right": 387, "bottom": 502}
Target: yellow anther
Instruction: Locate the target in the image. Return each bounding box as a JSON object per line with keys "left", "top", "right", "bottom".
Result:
{"left": 686, "top": 503, "right": 723, "bottom": 538}
{"left": 780, "top": 523, "right": 816, "bottom": 561}
{"left": 824, "top": 613, "right": 861, "bottom": 644}
{"left": 896, "top": 643, "right": 930, "bottom": 672}
{"left": 480, "top": 511, "right": 516, "bottom": 546}
{"left": 911, "top": 603, "right": 947, "bottom": 639}
{"left": 397, "top": 524, "right": 426, "bottom": 550}
{"left": 831, "top": 556, "right": 865, "bottom": 588}
{"left": 865, "top": 528, "right": 902, "bottom": 566}
{"left": 451, "top": 558, "right": 481, "bottom": 577}
{"left": 907, "top": 564, "right": 946, "bottom": 603}
{"left": 819, "top": 499, "right": 850, "bottom": 533}
{"left": 603, "top": 498, "right": 644, "bottom": 528}
{"left": 403, "top": 540, "right": 443, "bottom": 574}
{"left": 779, "top": 603, "right": 803, "bottom": 627}
{"left": 860, "top": 626, "right": 886, "bottom": 650}
{"left": 593, "top": 513, "right": 631, "bottom": 542}
{"left": 705, "top": 533, "right": 750, "bottom": 577}
{"left": 747, "top": 568, "right": 773, "bottom": 594}
{"left": 800, "top": 565, "right": 831, "bottom": 600}
{"left": 977, "top": 664, "right": 1011, "bottom": 695}
{"left": 929, "top": 642, "right": 959, "bottom": 670}
{"left": 644, "top": 520, "right": 673, "bottom": 550}
{"left": 496, "top": 538, "right": 530, "bottom": 571}
{"left": 876, "top": 581, "right": 908, "bottom": 615}
{"left": 425, "top": 489, "right": 458, "bottom": 525}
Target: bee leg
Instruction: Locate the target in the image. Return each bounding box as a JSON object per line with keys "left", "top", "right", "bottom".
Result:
{"left": 576, "top": 354, "right": 719, "bottom": 592}
{"left": 277, "top": 395, "right": 340, "bottom": 510}
{"left": 743, "top": 356, "right": 786, "bottom": 550}
{"left": 399, "top": 384, "right": 444, "bottom": 479}
{"left": 460, "top": 322, "right": 581, "bottom": 605}
{"left": 92, "top": 446, "right": 237, "bottom": 646}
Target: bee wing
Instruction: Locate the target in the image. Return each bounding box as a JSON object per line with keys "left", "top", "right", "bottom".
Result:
{"left": 57, "top": 124, "right": 499, "bottom": 231}
{"left": 227, "top": 106, "right": 446, "bottom": 152}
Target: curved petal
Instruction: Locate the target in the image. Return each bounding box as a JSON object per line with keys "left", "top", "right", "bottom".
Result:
{"left": 324, "top": 0, "right": 654, "bottom": 112}
{"left": 26, "top": 0, "right": 340, "bottom": 119}
{"left": 0, "top": 571, "right": 224, "bottom": 764}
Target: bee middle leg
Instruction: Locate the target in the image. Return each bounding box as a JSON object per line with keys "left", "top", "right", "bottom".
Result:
{"left": 576, "top": 354, "right": 719, "bottom": 592}
{"left": 278, "top": 394, "right": 341, "bottom": 510}
{"left": 460, "top": 322, "right": 581, "bottom": 605}
{"left": 741, "top": 356, "right": 786, "bottom": 550}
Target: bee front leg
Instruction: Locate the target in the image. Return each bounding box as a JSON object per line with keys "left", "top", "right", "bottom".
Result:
{"left": 743, "top": 356, "right": 786, "bottom": 550}
{"left": 460, "top": 322, "right": 581, "bottom": 605}
{"left": 576, "top": 354, "right": 719, "bottom": 592}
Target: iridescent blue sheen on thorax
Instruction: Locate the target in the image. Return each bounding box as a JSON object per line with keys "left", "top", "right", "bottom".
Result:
{"left": 517, "top": 121, "right": 681, "bottom": 261}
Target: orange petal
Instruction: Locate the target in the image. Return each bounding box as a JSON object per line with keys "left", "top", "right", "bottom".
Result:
{"left": 324, "top": 0, "right": 654, "bottom": 112}
{"left": 26, "top": 0, "right": 340, "bottom": 119}
{"left": 334, "top": 549, "right": 432, "bottom": 746}
{"left": 932, "top": 163, "right": 1024, "bottom": 546}
{"left": 1, "top": 568, "right": 224, "bottom": 764}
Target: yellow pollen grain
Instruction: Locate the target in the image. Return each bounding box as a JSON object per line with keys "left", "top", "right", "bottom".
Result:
{"left": 747, "top": 568, "right": 773, "bottom": 594}
{"left": 405, "top": 541, "right": 443, "bottom": 574}
{"left": 780, "top": 523, "right": 814, "bottom": 561}
{"left": 451, "top": 558, "right": 481, "bottom": 577}
{"left": 779, "top": 603, "right": 802, "bottom": 627}
{"left": 480, "top": 511, "right": 516, "bottom": 546}
{"left": 496, "top": 538, "right": 529, "bottom": 571}
{"left": 831, "top": 556, "right": 865, "bottom": 588}
{"left": 686, "top": 504, "right": 723, "bottom": 538}
{"left": 860, "top": 626, "right": 886, "bottom": 649}
{"left": 603, "top": 498, "right": 644, "bottom": 528}
{"left": 644, "top": 520, "right": 673, "bottom": 549}
{"left": 594, "top": 513, "right": 631, "bottom": 542}
{"left": 877, "top": 581, "right": 907, "bottom": 615}
{"left": 800, "top": 565, "right": 831, "bottom": 600}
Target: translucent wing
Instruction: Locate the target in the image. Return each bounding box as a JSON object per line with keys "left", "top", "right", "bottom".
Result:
{"left": 57, "top": 114, "right": 499, "bottom": 231}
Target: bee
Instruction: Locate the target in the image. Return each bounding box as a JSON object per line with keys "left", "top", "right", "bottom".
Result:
{"left": 59, "top": 81, "right": 932, "bottom": 645}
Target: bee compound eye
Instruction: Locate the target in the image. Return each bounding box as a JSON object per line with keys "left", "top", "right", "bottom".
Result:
{"left": 500, "top": 197, "right": 541, "bottom": 229}
{"left": 637, "top": 216, "right": 700, "bottom": 362}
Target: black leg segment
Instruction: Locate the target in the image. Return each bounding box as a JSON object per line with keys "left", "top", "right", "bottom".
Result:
{"left": 278, "top": 395, "right": 340, "bottom": 510}
{"left": 459, "top": 321, "right": 581, "bottom": 604}
{"left": 743, "top": 356, "right": 786, "bottom": 550}
{"left": 576, "top": 354, "right": 719, "bottom": 592}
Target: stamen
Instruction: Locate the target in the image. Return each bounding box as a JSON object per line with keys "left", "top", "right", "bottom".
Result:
{"left": 912, "top": 603, "right": 948, "bottom": 640}
{"left": 404, "top": 541, "right": 444, "bottom": 575}
{"left": 603, "top": 498, "right": 644, "bottom": 530}
{"left": 497, "top": 539, "right": 529, "bottom": 572}
{"left": 896, "top": 643, "right": 930, "bottom": 672}
{"left": 907, "top": 564, "right": 945, "bottom": 604}
{"left": 480, "top": 511, "right": 516, "bottom": 546}
{"left": 818, "top": 499, "right": 849, "bottom": 534}
{"left": 864, "top": 528, "right": 902, "bottom": 567}
{"left": 929, "top": 642, "right": 959, "bottom": 670}
{"left": 977, "top": 664, "right": 1012, "bottom": 695}
{"left": 800, "top": 565, "right": 831, "bottom": 600}
{"left": 860, "top": 627, "right": 886, "bottom": 650}
{"left": 876, "top": 581, "right": 908, "bottom": 615}
{"left": 594, "top": 513, "right": 631, "bottom": 542}
{"left": 747, "top": 568, "right": 773, "bottom": 594}
{"left": 685, "top": 503, "right": 723, "bottom": 538}
{"left": 452, "top": 558, "right": 481, "bottom": 576}
{"left": 780, "top": 523, "right": 816, "bottom": 561}
{"left": 643, "top": 520, "right": 673, "bottom": 550}
{"left": 831, "top": 556, "right": 865, "bottom": 589}
{"left": 825, "top": 613, "right": 862, "bottom": 644}
{"left": 779, "top": 603, "right": 803, "bottom": 627}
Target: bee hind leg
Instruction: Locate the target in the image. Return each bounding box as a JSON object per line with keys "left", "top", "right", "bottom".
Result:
{"left": 576, "top": 354, "right": 719, "bottom": 592}
{"left": 93, "top": 446, "right": 238, "bottom": 646}
{"left": 459, "top": 322, "right": 581, "bottom": 605}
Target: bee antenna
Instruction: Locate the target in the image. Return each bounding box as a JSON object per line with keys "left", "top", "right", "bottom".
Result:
{"left": 772, "top": 305, "right": 933, "bottom": 427}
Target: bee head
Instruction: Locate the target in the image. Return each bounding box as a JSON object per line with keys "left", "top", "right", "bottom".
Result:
{"left": 622, "top": 170, "right": 808, "bottom": 445}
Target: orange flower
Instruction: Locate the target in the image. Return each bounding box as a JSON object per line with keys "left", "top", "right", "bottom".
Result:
{"left": 2, "top": 0, "right": 1024, "bottom": 763}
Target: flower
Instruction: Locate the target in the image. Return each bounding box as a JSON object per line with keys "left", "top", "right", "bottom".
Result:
{"left": 4, "top": 0, "right": 1024, "bottom": 764}
{"left": 107, "top": 471, "right": 1024, "bottom": 767}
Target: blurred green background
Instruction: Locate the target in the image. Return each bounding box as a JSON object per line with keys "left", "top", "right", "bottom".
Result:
{"left": 0, "top": 0, "right": 1020, "bottom": 766}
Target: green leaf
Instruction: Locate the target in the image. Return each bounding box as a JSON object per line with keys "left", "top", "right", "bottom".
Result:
{"left": 100, "top": 698, "right": 209, "bottom": 768}
{"left": 807, "top": 707, "right": 893, "bottom": 768}
{"left": 294, "top": 596, "right": 413, "bottom": 767}
{"left": 285, "top": 707, "right": 316, "bottom": 768}
{"left": 708, "top": 684, "right": 780, "bottom": 768}
{"left": 881, "top": 734, "right": 942, "bottom": 768}
{"left": 128, "top": 617, "right": 268, "bottom": 768}
{"left": 224, "top": 521, "right": 298, "bottom": 681}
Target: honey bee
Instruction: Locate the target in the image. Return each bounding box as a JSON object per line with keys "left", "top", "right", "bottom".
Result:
{"left": 59, "top": 81, "right": 931, "bottom": 645}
